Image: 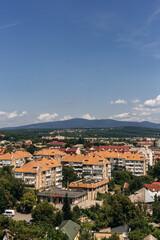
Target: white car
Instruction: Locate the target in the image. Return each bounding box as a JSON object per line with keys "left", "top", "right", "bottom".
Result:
{"left": 2, "top": 209, "right": 15, "bottom": 217}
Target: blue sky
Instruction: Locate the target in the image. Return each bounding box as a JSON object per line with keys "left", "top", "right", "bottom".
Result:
{"left": 0, "top": 0, "right": 160, "bottom": 127}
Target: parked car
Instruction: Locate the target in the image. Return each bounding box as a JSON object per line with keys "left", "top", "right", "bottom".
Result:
{"left": 2, "top": 209, "right": 15, "bottom": 217}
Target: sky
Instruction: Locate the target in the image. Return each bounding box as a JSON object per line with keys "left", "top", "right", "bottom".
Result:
{"left": 0, "top": 0, "right": 160, "bottom": 127}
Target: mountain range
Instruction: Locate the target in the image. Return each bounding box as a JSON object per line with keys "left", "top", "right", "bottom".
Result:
{"left": 1, "top": 118, "right": 160, "bottom": 130}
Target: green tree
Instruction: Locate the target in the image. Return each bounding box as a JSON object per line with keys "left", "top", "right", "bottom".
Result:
{"left": 128, "top": 177, "right": 144, "bottom": 194}
{"left": 26, "top": 144, "right": 37, "bottom": 154}
{"left": 112, "top": 170, "right": 133, "bottom": 186}
{"left": 62, "top": 194, "right": 72, "bottom": 220}
{"left": 55, "top": 211, "right": 63, "bottom": 226}
{"left": 21, "top": 190, "right": 36, "bottom": 213}
{"left": 62, "top": 166, "right": 79, "bottom": 188}
{"left": 32, "top": 201, "right": 56, "bottom": 225}
{"left": 72, "top": 205, "right": 81, "bottom": 221}
{"left": 127, "top": 229, "right": 146, "bottom": 240}
{"left": 128, "top": 217, "right": 152, "bottom": 240}
{"left": 0, "top": 187, "right": 9, "bottom": 213}
{"left": 152, "top": 195, "right": 160, "bottom": 223}
{"left": 79, "top": 229, "right": 93, "bottom": 240}
{"left": 152, "top": 228, "right": 160, "bottom": 240}
{"left": 108, "top": 232, "right": 120, "bottom": 240}
{"left": 153, "top": 162, "right": 160, "bottom": 179}
{"left": 39, "top": 223, "right": 69, "bottom": 240}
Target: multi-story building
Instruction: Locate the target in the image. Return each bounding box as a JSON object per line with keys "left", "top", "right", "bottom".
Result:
{"left": 95, "top": 151, "right": 148, "bottom": 176}
{"left": 61, "top": 154, "right": 84, "bottom": 177}
{"left": 14, "top": 157, "right": 62, "bottom": 189}
{"left": 61, "top": 154, "right": 111, "bottom": 180}
{"left": 82, "top": 155, "right": 108, "bottom": 180}
{"left": 0, "top": 150, "right": 33, "bottom": 167}
{"left": 125, "top": 154, "right": 148, "bottom": 176}
{"left": 34, "top": 148, "right": 66, "bottom": 162}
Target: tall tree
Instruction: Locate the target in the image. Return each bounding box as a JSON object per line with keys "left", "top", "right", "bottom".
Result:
{"left": 21, "top": 190, "right": 36, "bottom": 213}
{"left": 62, "top": 194, "right": 72, "bottom": 220}
{"left": 62, "top": 166, "right": 79, "bottom": 188}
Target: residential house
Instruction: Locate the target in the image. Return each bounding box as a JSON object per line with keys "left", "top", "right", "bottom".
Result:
{"left": 130, "top": 181, "right": 160, "bottom": 204}
{"left": 94, "top": 224, "right": 129, "bottom": 240}
{"left": 60, "top": 220, "right": 80, "bottom": 240}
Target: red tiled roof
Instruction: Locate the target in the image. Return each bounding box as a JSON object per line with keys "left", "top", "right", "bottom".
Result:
{"left": 98, "top": 145, "right": 130, "bottom": 151}
{"left": 145, "top": 183, "right": 160, "bottom": 192}
{"left": 48, "top": 141, "right": 65, "bottom": 146}
{"left": 137, "top": 142, "right": 153, "bottom": 146}
{"left": 66, "top": 148, "right": 78, "bottom": 153}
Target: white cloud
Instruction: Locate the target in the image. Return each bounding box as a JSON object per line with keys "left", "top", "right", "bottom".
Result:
{"left": 8, "top": 111, "right": 18, "bottom": 119}
{"left": 132, "top": 99, "right": 140, "bottom": 104}
{"left": 82, "top": 113, "right": 95, "bottom": 120}
{"left": 0, "top": 110, "right": 27, "bottom": 119}
{"left": 109, "top": 95, "right": 160, "bottom": 122}
{"left": 38, "top": 113, "right": 58, "bottom": 122}
{"left": 0, "top": 111, "right": 7, "bottom": 115}
{"left": 110, "top": 99, "right": 127, "bottom": 104}
{"left": 61, "top": 115, "right": 72, "bottom": 121}
{"left": 19, "top": 111, "right": 27, "bottom": 116}
{"left": 110, "top": 112, "right": 129, "bottom": 119}
{"left": 144, "top": 95, "right": 160, "bottom": 107}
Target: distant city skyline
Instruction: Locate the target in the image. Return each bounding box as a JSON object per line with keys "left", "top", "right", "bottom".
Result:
{"left": 0, "top": 0, "right": 160, "bottom": 127}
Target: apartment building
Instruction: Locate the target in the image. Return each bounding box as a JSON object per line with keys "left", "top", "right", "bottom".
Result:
{"left": 0, "top": 150, "right": 33, "bottom": 167}
{"left": 95, "top": 151, "right": 148, "bottom": 176}
{"left": 34, "top": 148, "right": 66, "bottom": 162}
{"left": 95, "top": 151, "right": 121, "bottom": 172}
{"left": 61, "top": 154, "right": 111, "bottom": 180}
{"left": 14, "top": 157, "right": 62, "bottom": 189}
{"left": 125, "top": 154, "right": 148, "bottom": 176}
{"left": 82, "top": 155, "right": 108, "bottom": 180}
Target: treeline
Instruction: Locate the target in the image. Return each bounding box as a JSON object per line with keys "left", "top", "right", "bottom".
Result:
{"left": 1, "top": 126, "right": 160, "bottom": 141}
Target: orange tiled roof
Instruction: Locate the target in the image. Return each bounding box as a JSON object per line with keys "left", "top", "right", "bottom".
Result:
{"left": 83, "top": 154, "right": 106, "bottom": 165}
{"left": 0, "top": 152, "right": 12, "bottom": 160}
{"left": 14, "top": 157, "right": 61, "bottom": 173}
{"left": 61, "top": 154, "right": 85, "bottom": 163}
{"left": 69, "top": 179, "right": 109, "bottom": 189}
{"left": 0, "top": 151, "right": 32, "bottom": 161}
{"left": 34, "top": 148, "right": 66, "bottom": 156}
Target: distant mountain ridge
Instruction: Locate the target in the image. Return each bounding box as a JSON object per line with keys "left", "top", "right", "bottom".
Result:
{"left": 1, "top": 118, "right": 160, "bottom": 130}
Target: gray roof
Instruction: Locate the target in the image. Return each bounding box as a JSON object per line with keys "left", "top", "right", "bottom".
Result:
{"left": 60, "top": 220, "right": 80, "bottom": 240}
{"left": 38, "top": 187, "right": 86, "bottom": 199}
{"left": 111, "top": 224, "right": 129, "bottom": 234}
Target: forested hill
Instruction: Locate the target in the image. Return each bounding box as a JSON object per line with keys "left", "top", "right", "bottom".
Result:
{"left": 1, "top": 118, "right": 160, "bottom": 130}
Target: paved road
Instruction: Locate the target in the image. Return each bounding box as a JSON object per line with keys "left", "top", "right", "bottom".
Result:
{"left": 13, "top": 212, "right": 32, "bottom": 222}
